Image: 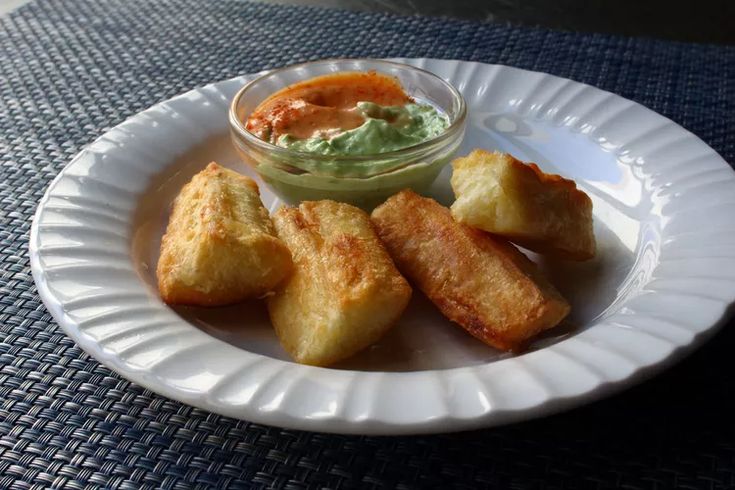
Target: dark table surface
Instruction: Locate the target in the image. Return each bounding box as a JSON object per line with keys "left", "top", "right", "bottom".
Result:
{"left": 259, "top": 0, "right": 735, "bottom": 45}
{"left": 1, "top": 0, "right": 734, "bottom": 489}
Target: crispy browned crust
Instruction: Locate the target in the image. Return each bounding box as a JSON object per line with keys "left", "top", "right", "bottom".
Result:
{"left": 157, "top": 162, "right": 292, "bottom": 306}
{"left": 371, "top": 190, "right": 570, "bottom": 352}
{"left": 267, "top": 200, "right": 412, "bottom": 366}
{"left": 450, "top": 150, "right": 595, "bottom": 261}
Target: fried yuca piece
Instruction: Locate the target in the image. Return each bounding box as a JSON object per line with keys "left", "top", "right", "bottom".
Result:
{"left": 371, "top": 190, "right": 569, "bottom": 352}
{"left": 157, "top": 162, "right": 292, "bottom": 306}
{"left": 267, "top": 200, "right": 411, "bottom": 366}
{"left": 451, "top": 150, "right": 595, "bottom": 261}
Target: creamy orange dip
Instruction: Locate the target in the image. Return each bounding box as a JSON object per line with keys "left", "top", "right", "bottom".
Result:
{"left": 244, "top": 71, "right": 448, "bottom": 156}
{"left": 246, "top": 72, "right": 411, "bottom": 142}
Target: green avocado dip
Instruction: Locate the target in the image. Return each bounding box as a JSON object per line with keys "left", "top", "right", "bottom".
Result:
{"left": 276, "top": 102, "right": 449, "bottom": 156}
{"left": 240, "top": 71, "right": 464, "bottom": 209}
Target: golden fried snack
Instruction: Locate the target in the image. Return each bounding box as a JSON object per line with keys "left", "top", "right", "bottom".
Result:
{"left": 267, "top": 200, "right": 411, "bottom": 366}
{"left": 450, "top": 150, "right": 595, "bottom": 261}
{"left": 157, "top": 162, "right": 292, "bottom": 306}
{"left": 371, "top": 190, "right": 569, "bottom": 352}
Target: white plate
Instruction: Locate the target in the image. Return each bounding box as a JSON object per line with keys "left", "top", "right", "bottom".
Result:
{"left": 30, "top": 59, "right": 735, "bottom": 435}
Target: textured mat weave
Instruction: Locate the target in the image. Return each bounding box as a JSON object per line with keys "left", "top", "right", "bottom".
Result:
{"left": 1, "top": 0, "right": 735, "bottom": 488}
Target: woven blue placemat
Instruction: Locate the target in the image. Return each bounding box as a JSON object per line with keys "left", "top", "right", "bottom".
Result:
{"left": 1, "top": 0, "right": 734, "bottom": 488}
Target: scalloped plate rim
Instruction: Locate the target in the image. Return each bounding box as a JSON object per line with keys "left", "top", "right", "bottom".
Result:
{"left": 29, "top": 58, "right": 735, "bottom": 435}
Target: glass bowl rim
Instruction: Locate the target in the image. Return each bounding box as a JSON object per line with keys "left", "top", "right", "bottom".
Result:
{"left": 228, "top": 58, "right": 467, "bottom": 163}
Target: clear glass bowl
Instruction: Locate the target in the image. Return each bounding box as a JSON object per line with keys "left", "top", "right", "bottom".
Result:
{"left": 229, "top": 59, "right": 467, "bottom": 209}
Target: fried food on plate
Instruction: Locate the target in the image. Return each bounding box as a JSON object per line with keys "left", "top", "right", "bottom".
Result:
{"left": 157, "top": 162, "right": 292, "bottom": 306}
{"left": 371, "top": 189, "right": 570, "bottom": 352}
{"left": 450, "top": 150, "right": 595, "bottom": 261}
{"left": 268, "top": 200, "right": 412, "bottom": 366}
